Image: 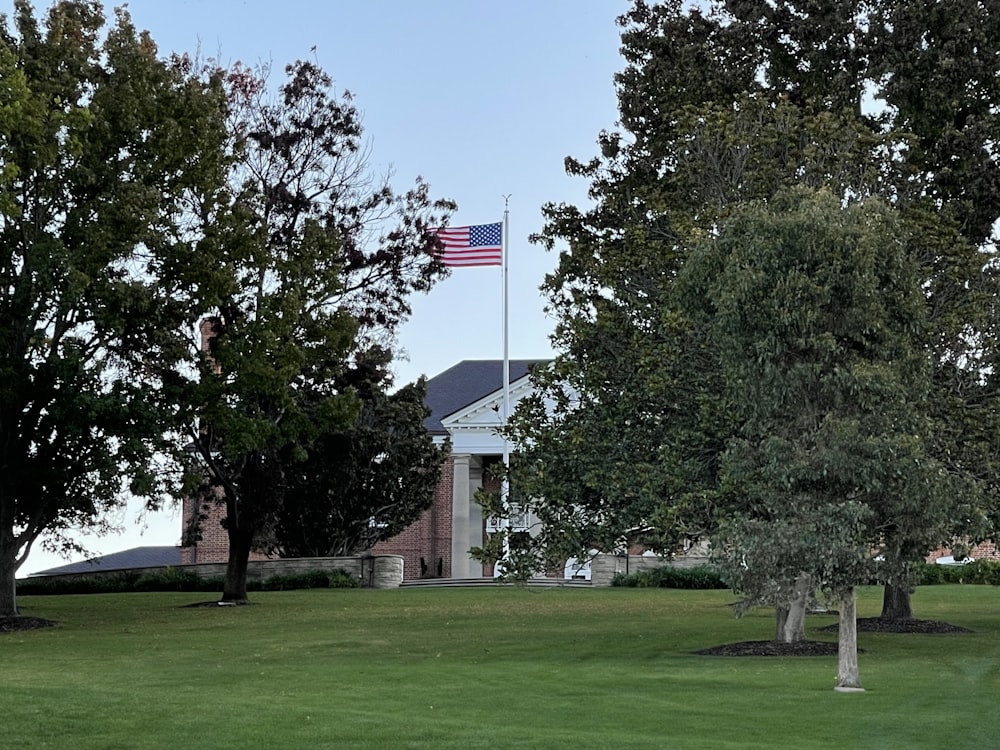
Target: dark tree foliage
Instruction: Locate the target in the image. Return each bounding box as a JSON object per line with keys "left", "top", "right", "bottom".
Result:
{"left": 181, "top": 60, "right": 454, "bottom": 602}
{"left": 0, "top": 1, "right": 230, "bottom": 616}
{"left": 499, "top": 1, "right": 1000, "bottom": 622}
{"left": 274, "top": 348, "right": 447, "bottom": 558}
{"left": 698, "top": 188, "right": 968, "bottom": 685}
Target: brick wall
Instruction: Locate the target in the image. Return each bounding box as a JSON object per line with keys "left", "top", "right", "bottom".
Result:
{"left": 926, "top": 540, "right": 1000, "bottom": 563}
{"left": 373, "top": 455, "right": 455, "bottom": 579}
{"left": 180, "top": 490, "right": 269, "bottom": 565}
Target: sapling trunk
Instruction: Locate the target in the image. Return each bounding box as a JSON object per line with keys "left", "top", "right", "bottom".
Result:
{"left": 835, "top": 587, "right": 864, "bottom": 692}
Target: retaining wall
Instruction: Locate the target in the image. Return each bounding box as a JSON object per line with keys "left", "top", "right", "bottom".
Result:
{"left": 590, "top": 553, "right": 710, "bottom": 587}
{"left": 25, "top": 555, "right": 404, "bottom": 589}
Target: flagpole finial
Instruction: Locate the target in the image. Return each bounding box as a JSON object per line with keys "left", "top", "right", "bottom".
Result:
{"left": 503, "top": 193, "right": 512, "bottom": 210}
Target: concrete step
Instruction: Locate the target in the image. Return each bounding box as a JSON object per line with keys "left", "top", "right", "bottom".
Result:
{"left": 399, "top": 577, "right": 592, "bottom": 589}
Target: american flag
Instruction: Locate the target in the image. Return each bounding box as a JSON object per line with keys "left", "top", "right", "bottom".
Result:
{"left": 432, "top": 222, "right": 503, "bottom": 267}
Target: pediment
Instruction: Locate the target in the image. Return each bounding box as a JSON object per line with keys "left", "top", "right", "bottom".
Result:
{"left": 440, "top": 373, "right": 535, "bottom": 434}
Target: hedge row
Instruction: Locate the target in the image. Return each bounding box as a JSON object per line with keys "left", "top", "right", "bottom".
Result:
{"left": 611, "top": 565, "right": 729, "bottom": 589}
{"left": 912, "top": 559, "right": 1000, "bottom": 586}
{"left": 17, "top": 567, "right": 360, "bottom": 596}
{"left": 610, "top": 561, "right": 1000, "bottom": 590}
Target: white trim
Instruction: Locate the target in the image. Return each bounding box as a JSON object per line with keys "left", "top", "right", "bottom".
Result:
{"left": 438, "top": 374, "right": 534, "bottom": 455}
{"left": 440, "top": 375, "right": 533, "bottom": 432}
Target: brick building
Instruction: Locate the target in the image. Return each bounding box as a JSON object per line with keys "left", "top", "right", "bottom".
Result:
{"left": 373, "top": 360, "right": 542, "bottom": 579}
{"left": 180, "top": 359, "right": 543, "bottom": 580}
{"left": 182, "top": 355, "right": 999, "bottom": 579}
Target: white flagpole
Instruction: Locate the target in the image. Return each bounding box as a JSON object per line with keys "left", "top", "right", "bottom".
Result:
{"left": 498, "top": 197, "right": 512, "bottom": 577}
{"left": 502, "top": 197, "right": 511, "bottom": 456}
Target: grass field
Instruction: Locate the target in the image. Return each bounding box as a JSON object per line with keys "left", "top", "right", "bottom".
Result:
{"left": 3, "top": 585, "right": 999, "bottom": 749}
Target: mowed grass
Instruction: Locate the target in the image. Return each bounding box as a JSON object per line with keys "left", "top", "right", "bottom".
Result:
{"left": 3, "top": 585, "right": 999, "bottom": 749}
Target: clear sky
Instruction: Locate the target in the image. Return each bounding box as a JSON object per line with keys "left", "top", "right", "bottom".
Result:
{"left": 21, "top": 0, "right": 631, "bottom": 575}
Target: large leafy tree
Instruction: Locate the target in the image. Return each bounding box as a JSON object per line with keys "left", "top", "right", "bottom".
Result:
{"left": 181, "top": 60, "right": 454, "bottom": 603}
{"left": 273, "top": 347, "right": 447, "bottom": 558}
{"left": 0, "top": 1, "right": 230, "bottom": 616}
{"left": 702, "top": 188, "right": 964, "bottom": 689}
{"left": 503, "top": 0, "right": 1000, "bottom": 621}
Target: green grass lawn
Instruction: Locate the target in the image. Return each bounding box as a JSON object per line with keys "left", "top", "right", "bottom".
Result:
{"left": 3, "top": 585, "right": 999, "bottom": 749}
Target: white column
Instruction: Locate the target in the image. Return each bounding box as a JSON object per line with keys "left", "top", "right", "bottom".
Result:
{"left": 451, "top": 454, "right": 471, "bottom": 578}
{"left": 468, "top": 463, "right": 484, "bottom": 576}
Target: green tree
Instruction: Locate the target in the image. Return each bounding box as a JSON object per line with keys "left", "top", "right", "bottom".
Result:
{"left": 702, "top": 188, "right": 964, "bottom": 689}
{"left": 504, "top": 0, "right": 999, "bottom": 624}
{"left": 181, "top": 60, "right": 454, "bottom": 603}
{"left": 273, "top": 348, "right": 447, "bottom": 558}
{"left": 0, "top": 1, "right": 230, "bottom": 617}
{"left": 869, "top": 0, "right": 1000, "bottom": 616}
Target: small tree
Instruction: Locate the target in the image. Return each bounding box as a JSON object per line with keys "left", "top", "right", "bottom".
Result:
{"left": 714, "top": 502, "right": 872, "bottom": 689}
{"left": 0, "top": 1, "right": 230, "bottom": 616}
{"left": 702, "top": 189, "right": 969, "bottom": 685}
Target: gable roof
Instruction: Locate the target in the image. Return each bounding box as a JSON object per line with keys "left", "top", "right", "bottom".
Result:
{"left": 423, "top": 359, "right": 545, "bottom": 434}
{"left": 28, "top": 546, "right": 182, "bottom": 577}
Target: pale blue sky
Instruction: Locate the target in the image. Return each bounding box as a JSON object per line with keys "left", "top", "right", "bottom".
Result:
{"left": 22, "top": 0, "right": 631, "bottom": 574}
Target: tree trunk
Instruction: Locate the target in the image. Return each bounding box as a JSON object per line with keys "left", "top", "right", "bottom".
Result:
{"left": 879, "top": 581, "right": 913, "bottom": 620}
{"left": 0, "top": 549, "right": 19, "bottom": 617}
{"left": 775, "top": 573, "right": 810, "bottom": 643}
{"left": 835, "top": 587, "right": 864, "bottom": 692}
{"left": 222, "top": 527, "right": 252, "bottom": 603}
{"left": 774, "top": 604, "right": 789, "bottom": 642}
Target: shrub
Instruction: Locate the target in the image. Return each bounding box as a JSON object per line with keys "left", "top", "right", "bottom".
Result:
{"left": 18, "top": 567, "right": 358, "bottom": 595}
{"left": 17, "top": 572, "right": 142, "bottom": 596}
{"left": 611, "top": 565, "right": 728, "bottom": 589}
{"left": 260, "top": 570, "right": 331, "bottom": 591}
{"left": 328, "top": 569, "right": 360, "bottom": 588}
{"left": 135, "top": 567, "right": 204, "bottom": 592}
{"left": 913, "top": 562, "right": 946, "bottom": 586}
{"left": 20, "top": 564, "right": 361, "bottom": 595}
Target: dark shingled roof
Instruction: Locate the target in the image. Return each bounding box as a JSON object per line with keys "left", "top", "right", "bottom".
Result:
{"left": 29, "top": 546, "right": 182, "bottom": 577}
{"left": 423, "top": 359, "right": 545, "bottom": 434}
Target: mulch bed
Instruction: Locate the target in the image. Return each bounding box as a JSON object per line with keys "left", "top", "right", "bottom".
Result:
{"left": 0, "top": 616, "right": 58, "bottom": 633}
{"left": 697, "top": 640, "right": 841, "bottom": 656}
{"left": 697, "top": 617, "right": 970, "bottom": 656}
{"left": 822, "top": 617, "right": 972, "bottom": 634}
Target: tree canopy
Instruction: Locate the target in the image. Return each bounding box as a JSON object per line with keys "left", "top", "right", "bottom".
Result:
{"left": 498, "top": 0, "right": 1000, "bottom": 646}
{"left": 0, "top": 1, "right": 231, "bottom": 616}
{"left": 274, "top": 348, "right": 448, "bottom": 558}
{"left": 179, "top": 59, "right": 454, "bottom": 602}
